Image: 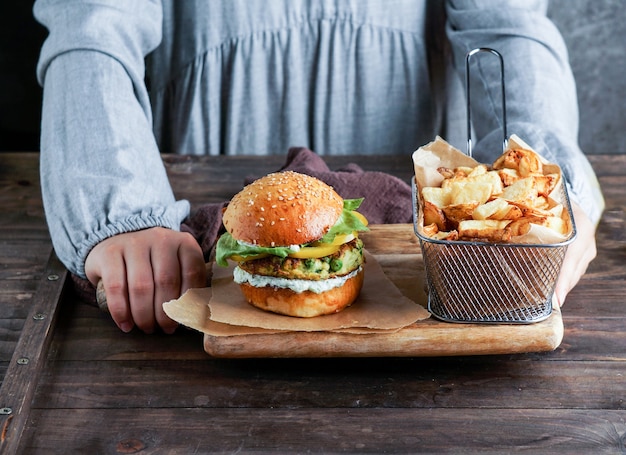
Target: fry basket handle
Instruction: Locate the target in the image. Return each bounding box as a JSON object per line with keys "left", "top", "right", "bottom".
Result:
{"left": 465, "top": 47, "right": 508, "bottom": 157}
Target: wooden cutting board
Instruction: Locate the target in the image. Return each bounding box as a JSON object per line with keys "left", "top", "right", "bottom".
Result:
{"left": 203, "top": 224, "right": 563, "bottom": 358}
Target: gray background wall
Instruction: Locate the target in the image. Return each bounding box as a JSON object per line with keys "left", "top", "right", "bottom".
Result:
{"left": 548, "top": 0, "right": 626, "bottom": 155}
{"left": 1, "top": 0, "right": 625, "bottom": 154}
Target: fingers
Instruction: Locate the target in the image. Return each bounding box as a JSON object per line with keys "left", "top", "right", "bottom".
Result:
{"left": 85, "top": 228, "right": 206, "bottom": 335}
{"left": 178, "top": 233, "right": 207, "bottom": 294}
{"left": 151, "top": 240, "right": 183, "bottom": 335}
{"left": 86, "top": 240, "right": 135, "bottom": 333}
{"left": 555, "top": 203, "right": 597, "bottom": 306}
{"left": 555, "top": 238, "right": 595, "bottom": 306}
{"left": 152, "top": 232, "right": 206, "bottom": 334}
{"left": 126, "top": 244, "right": 157, "bottom": 334}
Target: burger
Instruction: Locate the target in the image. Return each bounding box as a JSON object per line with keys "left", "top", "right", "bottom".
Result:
{"left": 215, "top": 171, "right": 368, "bottom": 317}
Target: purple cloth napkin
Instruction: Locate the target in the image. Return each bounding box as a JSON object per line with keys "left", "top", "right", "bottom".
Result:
{"left": 72, "top": 147, "right": 413, "bottom": 305}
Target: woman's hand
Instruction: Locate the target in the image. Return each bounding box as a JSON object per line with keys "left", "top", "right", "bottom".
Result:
{"left": 555, "top": 201, "right": 597, "bottom": 306}
{"left": 85, "top": 227, "right": 206, "bottom": 334}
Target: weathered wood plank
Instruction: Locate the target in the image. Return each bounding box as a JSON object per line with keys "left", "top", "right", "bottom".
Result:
{"left": 0, "top": 320, "right": 25, "bottom": 362}
{"left": 588, "top": 154, "right": 626, "bottom": 177}
{"left": 19, "top": 408, "right": 626, "bottom": 454}
{"left": 0, "top": 240, "right": 53, "bottom": 367}
{"left": 0, "top": 252, "right": 67, "bottom": 455}
{"left": 0, "top": 154, "right": 48, "bottom": 240}
{"left": 0, "top": 240, "right": 54, "bottom": 385}
{"left": 0, "top": 240, "right": 52, "bottom": 282}
{"left": 33, "top": 357, "right": 626, "bottom": 411}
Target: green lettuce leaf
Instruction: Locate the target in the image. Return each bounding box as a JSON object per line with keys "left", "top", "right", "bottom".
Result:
{"left": 215, "top": 232, "right": 294, "bottom": 267}
{"left": 320, "top": 198, "right": 368, "bottom": 243}
{"left": 343, "top": 198, "right": 364, "bottom": 211}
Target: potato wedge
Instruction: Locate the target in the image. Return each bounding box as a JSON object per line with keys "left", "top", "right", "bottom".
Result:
{"left": 497, "top": 168, "right": 521, "bottom": 187}
{"left": 458, "top": 219, "right": 512, "bottom": 242}
{"left": 474, "top": 170, "right": 504, "bottom": 195}
{"left": 472, "top": 198, "right": 523, "bottom": 222}
{"left": 532, "top": 173, "right": 560, "bottom": 198}
{"left": 547, "top": 203, "right": 564, "bottom": 218}
{"left": 455, "top": 166, "right": 474, "bottom": 177}
{"left": 437, "top": 167, "right": 455, "bottom": 179}
{"left": 448, "top": 181, "right": 492, "bottom": 205}
{"left": 501, "top": 177, "right": 538, "bottom": 205}
{"left": 423, "top": 201, "right": 447, "bottom": 231}
{"left": 493, "top": 148, "right": 543, "bottom": 177}
{"left": 467, "top": 164, "right": 489, "bottom": 178}
{"left": 431, "top": 230, "right": 459, "bottom": 241}
{"left": 507, "top": 217, "right": 540, "bottom": 237}
{"left": 472, "top": 198, "right": 509, "bottom": 220}
{"left": 422, "top": 186, "right": 451, "bottom": 208}
{"left": 533, "top": 216, "right": 568, "bottom": 236}
{"left": 443, "top": 202, "right": 479, "bottom": 228}
{"left": 422, "top": 223, "right": 440, "bottom": 237}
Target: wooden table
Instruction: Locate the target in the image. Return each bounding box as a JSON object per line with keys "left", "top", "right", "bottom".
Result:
{"left": 0, "top": 152, "right": 624, "bottom": 453}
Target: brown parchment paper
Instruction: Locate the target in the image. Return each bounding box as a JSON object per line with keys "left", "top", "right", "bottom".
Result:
{"left": 411, "top": 134, "right": 572, "bottom": 244}
{"left": 163, "top": 289, "right": 284, "bottom": 336}
{"left": 163, "top": 251, "right": 429, "bottom": 336}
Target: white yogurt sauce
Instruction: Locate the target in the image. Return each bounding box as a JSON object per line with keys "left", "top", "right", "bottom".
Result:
{"left": 233, "top": 266, "right": 361, "bottom": 294}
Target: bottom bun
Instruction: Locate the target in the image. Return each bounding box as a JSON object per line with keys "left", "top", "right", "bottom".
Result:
{"left": 239, "top": 269, "right": 364, "bottom": 318}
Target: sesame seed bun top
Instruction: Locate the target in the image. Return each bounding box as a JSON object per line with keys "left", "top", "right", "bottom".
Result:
{"left": 222, "top": 171, "right": 344, "bottom": 247}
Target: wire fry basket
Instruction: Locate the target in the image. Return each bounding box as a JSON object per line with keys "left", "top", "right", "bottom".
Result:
{"left": 412, "top": 48, "right": 577, "bottom": 324}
